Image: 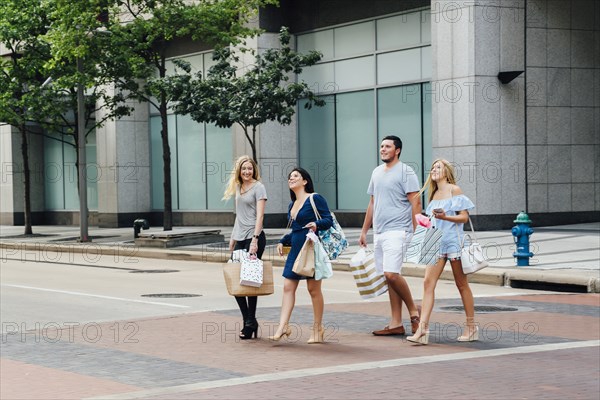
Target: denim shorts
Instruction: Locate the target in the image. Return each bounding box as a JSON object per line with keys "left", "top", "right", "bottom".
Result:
{"left": 438, "top": 252, "right": 461, "bottom": 262}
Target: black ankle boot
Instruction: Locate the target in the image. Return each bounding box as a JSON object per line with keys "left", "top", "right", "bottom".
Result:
{"left": 240, "top": 318, "right": 258, "bottom": 340}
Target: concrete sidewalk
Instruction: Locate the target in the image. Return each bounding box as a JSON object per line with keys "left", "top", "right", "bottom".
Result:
{"left": 1, "top": 222, "right": 599, "bottom": 292}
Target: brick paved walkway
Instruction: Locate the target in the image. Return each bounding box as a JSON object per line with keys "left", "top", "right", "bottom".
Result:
{"left": 1, "top": 294, "right": 599, "bottom": 399}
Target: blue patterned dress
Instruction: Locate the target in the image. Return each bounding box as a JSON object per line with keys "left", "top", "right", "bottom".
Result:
{"left": 279, "top": 194, "right": 333, "bottom": 280}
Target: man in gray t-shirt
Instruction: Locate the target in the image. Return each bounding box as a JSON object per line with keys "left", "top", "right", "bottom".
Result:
{"left": 359, "top": 135, "right": 422, "bottom": 337}
{"left": 368, "top": 161, "right": 420, "bottom": 234}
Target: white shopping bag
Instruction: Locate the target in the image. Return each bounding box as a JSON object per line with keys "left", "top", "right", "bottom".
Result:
{"left": 240, "top": 255, "right": 264, "bottom": 287}
{"left": 314, "top": 239, "right": 333, "bottom": 280}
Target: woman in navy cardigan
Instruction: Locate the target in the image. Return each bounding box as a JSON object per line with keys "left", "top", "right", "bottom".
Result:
{"left": 272, "top": 168, "right": 333, "bottom": 344}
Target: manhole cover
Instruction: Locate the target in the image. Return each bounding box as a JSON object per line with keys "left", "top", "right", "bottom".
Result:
{"left": 129, "top": 269, "right": 179, "bottom": 273}
{"left": 141, "top": 293, "right": 201, "bottom": 298}
{"left": 440, "top": 305, "right": 519, "bottom": 313}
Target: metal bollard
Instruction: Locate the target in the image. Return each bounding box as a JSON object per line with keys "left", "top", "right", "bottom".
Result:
{"left": 511, "top": 211, "right": 534, "bottom": 266}
{"left": 133, "top": 219, "right": 150, "bottom": 239}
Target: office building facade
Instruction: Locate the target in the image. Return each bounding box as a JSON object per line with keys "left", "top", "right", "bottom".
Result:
{"left": 1, "top": 0, "right": 598, "bottom": 229}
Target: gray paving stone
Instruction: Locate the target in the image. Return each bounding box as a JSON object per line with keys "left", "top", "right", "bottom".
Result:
{"left": 0, "top": 338, "right": 244, "bottom": 388}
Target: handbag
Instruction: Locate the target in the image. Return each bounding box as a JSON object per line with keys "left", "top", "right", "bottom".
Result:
{"left": 308, "top": 194, "right": 348, "bottom": 260}
{"left": 349, "top": 247, "right": 388, "bottom": 299}
{"left": 292, "top": 236, "right": 315, "bottom": 277}
{"left": 314, "top": 236, "right": 333, "bottom": 280}
{"left": 281, "top": 216, "right": 292, "bottom": 255}
{"left": 406, "top": 225, "right": 427, "bottom": 263}
{"left": 418, "top": 219, "right": 443, "bottom": 265}
{"left": 223, "top": 259, "right": 274, "bottom": 296}
{"left": 240, "top": 255, "right": 263, "bottom": 287}
{"left": 457, "top": 218, "right": 489, "bottom": 274}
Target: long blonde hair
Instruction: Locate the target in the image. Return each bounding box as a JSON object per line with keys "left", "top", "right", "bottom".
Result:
{"left": 418, "top": 158, "right": 457, "bottom": 202}
{"left": 222, "top": 155, "right": 261, "bottom": 200}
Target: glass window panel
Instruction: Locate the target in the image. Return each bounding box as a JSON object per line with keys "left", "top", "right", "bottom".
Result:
{"left": 421, "top": 46, "right": 432, "bottom": 80}
{"left": 150, "top": 115, "right": 177, "bottom": 209}
{"left": 176, "top": 115, "right": 205, "bottom": 210}
{"left": 149, "top": 98, "right": 160, "bottom": 116}
{"left": 298, "top": 96, "right": 336, "bottom": 207}
{"left": 377, "top": 49, "right": 421, "bottom": 85}
{"left": 168, "top": 114, "right": 179, "bottom": 210}
{"left": 377, "top": 85, "right": 423, "bottom": 185}
{"left": 43, "top": 134, "right": 65, "bottom": 210}
{"left": 203, "top": 52, "right": 217, "bottom": 75}
{"left": 421, "top": 10, "right": 431, "bottom": 43}
{"left": 298, "top": 62, "right": 335, "bottom": 95}
{"left": 168, "top": 115, "right": 178, "bottom": 209}
{"left": 150, "top": 116, "right": 163, "bottom": 209}
{"left": 336, "top": 90, "right": 376, "bottom": 210}
{"left": 165, "top": 59, "right": 176, "bottom": 77}
{"left": 422, "top": 82, "right": 433, "bottom": 187}
{"left": 297, "top": 30, "right": 334, "bottom": 60}
{"left": 63, "top": 141, "right": 78, "bottom": 210}
{"left": 86, "top": 131, "right": 98, "bottom": 210}
{"left": 182, "top": 54, "right": 203, "bottom": 75}
{"left": 205, "top": 123, "right": 232, "bottom": 210}
{"left": 165, "top": 54, "right": 204, "bottom": 76}
{"left": 334, "top": 56, "right": 374, "bottom": 91}
{"left": 377, "top": 12, "right": 421, "bottom": 50}
{"left": 334, "top": 21, "right": 375, "bottom": 58}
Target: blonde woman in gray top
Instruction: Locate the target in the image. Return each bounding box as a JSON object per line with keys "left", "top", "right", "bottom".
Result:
{"left": 223, "top": 155, "right": 268, "bottom": 340}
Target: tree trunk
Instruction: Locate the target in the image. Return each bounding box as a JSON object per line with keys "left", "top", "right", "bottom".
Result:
{"left": 251, "top": 125, "right": 258, "bottom": 163}
{"left": 242, "top": 125, "right": 257, "bottom": 163}
{"left": 19, "top": 124, "right": 33, "bottom": 235}
{"left": 74, "top": 127, "right": 83, "bottom": 225}
{"left": 159, "top": 99, "right": 173, "bottom": 231}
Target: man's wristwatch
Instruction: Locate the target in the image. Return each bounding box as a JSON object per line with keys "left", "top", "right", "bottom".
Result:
{"left": 252, "top": 234, "right": 260, "bottom": 239}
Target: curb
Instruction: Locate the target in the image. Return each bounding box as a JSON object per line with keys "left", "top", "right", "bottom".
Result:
{"left": 503, "top": 269, "right": 600, "bottom": 293}
{"left": 1, "top": 241, "right": 597, "bottom": 293}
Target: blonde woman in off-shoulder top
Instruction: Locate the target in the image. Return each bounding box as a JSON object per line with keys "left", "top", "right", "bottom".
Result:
{"left": 407, "top": 159, "right": 479, "bottom": 345}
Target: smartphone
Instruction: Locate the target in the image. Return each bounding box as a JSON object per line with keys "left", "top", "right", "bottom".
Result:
{"left": 433, "top": 208, "right": 444, "bottom": 213}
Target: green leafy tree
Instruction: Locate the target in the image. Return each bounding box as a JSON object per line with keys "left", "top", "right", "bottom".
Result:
{"left": 107, "top": 0, "right": 276, "bottom": 231}
{"left": 0, "top": 0, "right": 54, "bottom": 235}
{"left": 43, "top": 0, "right": 136, "bottom": 240}
{"left": 1, "top": 0, "right": 133, "bottom": 236}
{"left": 171, "top": 27, "right": 325, "bottom": 163}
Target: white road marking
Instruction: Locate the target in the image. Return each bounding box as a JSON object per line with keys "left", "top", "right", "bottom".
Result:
{"left": 1, "top": 284, "right": 190, "bottom": 309}
{"left": 88, "top": 340, "right": 599, "bottom": 400}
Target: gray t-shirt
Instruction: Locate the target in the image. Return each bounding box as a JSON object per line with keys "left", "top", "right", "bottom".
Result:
{"left": 367, "top": 161, "right": 420, "bottom": 234}
{"left": 231, "top": 181, "right": 268, "bottom": 241}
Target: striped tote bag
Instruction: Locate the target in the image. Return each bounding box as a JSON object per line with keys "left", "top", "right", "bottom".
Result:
{"left": 349, "top": 247, "right": 388, "bottom": 300}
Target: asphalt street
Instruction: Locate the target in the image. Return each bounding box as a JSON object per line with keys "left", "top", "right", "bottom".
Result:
{"left": 1, "top": 251, "right": 599, "bottom": 399}
{"left": 1, "top": 252, "right": 545, "bottom": 331}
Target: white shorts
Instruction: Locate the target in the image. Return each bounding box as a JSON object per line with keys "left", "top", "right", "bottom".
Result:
{"left": 373, "top": 230, "right": 413, "bottom": 274}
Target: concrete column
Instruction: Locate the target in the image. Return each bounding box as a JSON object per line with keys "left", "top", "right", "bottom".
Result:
{"left": 0, "top": 124, "right": 45, "bottom": 226}
{"left": 431, "top": 0, "right": 526, "bottom": 223}
{"left": 0, "top": 124, "right": 17, "bottom": 224}
{"left": 526, "top": 0, "right": 600, "bottom": 215}
{"left": 230, "top": 30, "right": 298, "bottom": 216}
{"left": 257, "top": 32, "right": 298, "bottom": 215}
{"left": 96, "top": 92, "right": 151, "bottom": 227}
